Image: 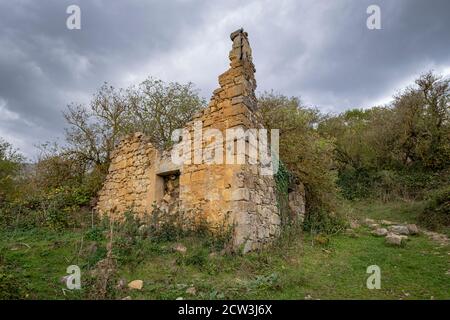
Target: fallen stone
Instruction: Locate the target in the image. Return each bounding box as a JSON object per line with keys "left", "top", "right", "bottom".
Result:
{"left": 128, "top": 280, "right": 143, "bottom": 290}
{"left": 406, "top": 224, "right": 419, "bottom": 235}
{"left": 372, "top": 228, "right": 388, "bottom": 237}
{"left": 369, "top": 223, "right": 380, "bottom": 229}
{"left": 389, "top": 225, "right": 410, "bottom": 235}
{"left": 422, "top": 230, "right": 449, "bottom": 246}
{"left": 380, "top": 220, "right": 395, "bottom": 226}
{"left": 385, "top": 233, "right": 407, "bottom": 246}
{"left": 364, "top": 218, "right": 376, "bottom": 225}
{"left": 121, "top": 296, "right": 132, "bottom": 300}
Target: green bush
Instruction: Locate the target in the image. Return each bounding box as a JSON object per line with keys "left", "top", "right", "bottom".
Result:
{"left": 0, "top": 185, "right": 94, "bottom": 230}
{"left": 0, "top": 253, "right": 28, "bottom": 299}
{"left": 302, "top": 207, "right": 346, "bottom": 235}
{"left": 418, "top": 187, "right": 450, "bottom": 230}
{"left": 337, "top": 167, "right": 373, "bottom": 200}
{"left": 338, "top": 167, "right": 448, "bottom": 201}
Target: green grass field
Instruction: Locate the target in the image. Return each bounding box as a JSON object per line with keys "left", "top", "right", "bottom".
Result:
{"left": 1, "top": 200, "right": 449, "bottom": 300}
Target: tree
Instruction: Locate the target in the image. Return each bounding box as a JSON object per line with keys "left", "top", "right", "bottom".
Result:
{"left": 63, "top": 79, "right": 206, "bottom": 174}
{"left": 63, "top": 84, "right": 129, "bottom": 173}
{"left": 127, "top": 78, "right": 206, "bottom": 149}
{"left": 392, "top": 71, "right": 450, "bottom": 169}
{"left": 257, "top": 92, "right": 338, "bottom": 220}
{"left": 0, "top": 138, "right": 24, "bottom": 202}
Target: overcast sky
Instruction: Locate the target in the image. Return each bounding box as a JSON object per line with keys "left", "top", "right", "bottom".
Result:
{"left": 1, "top": 0, "right": 449, "bottom": 159}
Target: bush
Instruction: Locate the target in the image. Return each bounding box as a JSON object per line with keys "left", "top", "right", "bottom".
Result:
{"left": 0, "top": 252, "right": 28, "bottom": 299}
{"left": 337, "top": 167, "right": 448, "bottom": 201}
{"left": 0, "top": 185, "right": 94, "bottom": 230}
{"left": 337, "top": 167, "right": 374, "bottom": 200}
{"left": 302, "top": 207, "right": 346, "bottom": 235}
{"left": 418, "top": 187, "right": 450, "bottom": 230}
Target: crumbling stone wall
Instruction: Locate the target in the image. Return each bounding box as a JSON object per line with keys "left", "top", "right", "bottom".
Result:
{"left": 96, "top": 133, "right": 159, "bottom": 216}
{"left": 96, "top": 29, "right": 306, "bottom": 253}
{"left": 175, "top": 29, "right": 286, "bottom": 252}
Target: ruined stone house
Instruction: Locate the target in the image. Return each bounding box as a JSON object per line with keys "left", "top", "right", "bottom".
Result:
{"left": 96, "top": 29, "right": 305, "bottom": 252}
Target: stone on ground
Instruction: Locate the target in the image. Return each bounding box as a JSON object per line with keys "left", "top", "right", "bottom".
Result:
{"left": 406, "top": 224, "right": 419, "bottom": 235}
{"left": 128, "top": 280, "right": 143, "bottom": 290}
{"left": 385, "top": 233, "right": 408, "bottom": 246}
{"left": 380, "top": 220, "right": 395, "bottom": 226}
{"left": 389, "top": 225, "right": 410, "bottom": 235}
{"left": 372, "top": 228, "right": 388, "bottom": 237}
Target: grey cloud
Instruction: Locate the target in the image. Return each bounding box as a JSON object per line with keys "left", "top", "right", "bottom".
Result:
{"left": 0, "top": 0, "right": 449, "bottom": 158}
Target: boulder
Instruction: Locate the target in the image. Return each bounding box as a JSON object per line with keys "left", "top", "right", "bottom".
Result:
{"left": 385, "top": 233, "right": 408, "bottom": 246}
{"left": 407, "top": 224, "right": 419, "bottom": 235}
{"left": 380, "top": 220, "right": 394, "bottom": 226}
{"left": 128, "top": 280, "right": 143, "bottom": 290}
{"left": 364, "top": 218, "right": 376, "bottom": 225}
{"left": 389, "top": 225, "right": 410, "bottom": 235}
{"left": 372, "top": 228, "right": 388, "bottom": 237}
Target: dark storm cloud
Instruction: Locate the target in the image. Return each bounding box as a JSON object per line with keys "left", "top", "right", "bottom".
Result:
{"left": 0, "top": 0, "right": 449, "bottom": 158}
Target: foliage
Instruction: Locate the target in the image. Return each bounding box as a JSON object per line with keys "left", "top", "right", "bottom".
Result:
{"left": 0, "top": 138, "right": 24, "bottom": 202}
{"left": 0, "top": 185, "right": 94, "bottom": 230}
{"left": 418, "top": 186, "right": 450, "bottom": 230}
{"left": 274, "top": 160, "right": 292, "bottom": 226}
{"left": 258, "top": 92, "right": 339, "bottom": 232}
{"left": 0, "top": 252, "right": 28, "bottom": 299}
{"left": 127, "top": 78, "right": 206, "bottom": 149}
{"left": 320, "top": 71, "right": 450, "bottom": 201}
{"left": 63, "top": 79, "right": 205, "bottom": 175}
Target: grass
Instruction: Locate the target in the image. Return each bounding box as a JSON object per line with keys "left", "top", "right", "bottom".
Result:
{"left": 0, "top": 200, "right": 449, "bottom": 300}
{"left": 347, "top": 199, "right": 427, "bottom": 224}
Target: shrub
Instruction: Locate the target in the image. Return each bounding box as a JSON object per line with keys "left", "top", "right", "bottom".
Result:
{"left": 418, "top": 186, "right": 450, "bottom": 230}
{"left": 0, "top": 185, "right": 94, "bottom": 230}
{"left": 302, "top": 207, "right": 346, "bottom": 235}
{"left": 0, "top": 252, "right": 28, "bottom": 299}
{"left": 337, "top": 167, "right": 448, "bottom": 201}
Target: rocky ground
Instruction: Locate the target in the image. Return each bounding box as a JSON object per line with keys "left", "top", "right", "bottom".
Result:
{"left": 347, "top": 217, "right": 449, "bottom": 247}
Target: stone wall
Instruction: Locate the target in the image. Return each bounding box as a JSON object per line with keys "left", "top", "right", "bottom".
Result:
{"left": 175, "top": 29, "right": 286, "bottom": 252}
{"left": 96, "top": 133, "right": 158, "bottom": 217}
{"left": 96, "top": 29, "right": 306, "bottom": 253}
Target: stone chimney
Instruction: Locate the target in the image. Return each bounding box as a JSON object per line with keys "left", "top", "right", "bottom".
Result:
{"left": 222, "top": 29, "right": 256, "bottom": 107}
